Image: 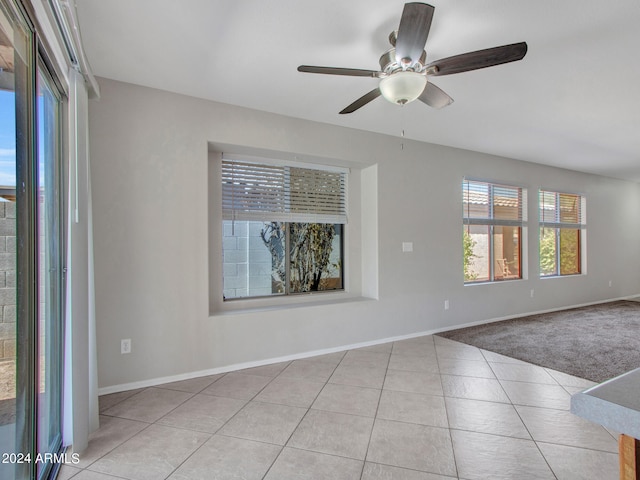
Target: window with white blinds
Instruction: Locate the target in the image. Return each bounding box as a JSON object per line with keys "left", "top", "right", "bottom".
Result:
{"left": 220, "top": 157, "right": 347, "bottom": 300}
{"left": 463, "top": 179, "right": 526, "bottom": 283}
{"left": 538, "top": 190, "right": 586, "bottom": 277}
{"left": 221, "top": 159, "right": 348, "bottom": 224}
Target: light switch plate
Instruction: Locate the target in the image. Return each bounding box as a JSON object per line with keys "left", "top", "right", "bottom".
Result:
{"left": 402, "top": 242, "right": 413, "bottom": 252}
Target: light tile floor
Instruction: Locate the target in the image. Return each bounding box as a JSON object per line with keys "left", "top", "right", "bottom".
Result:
{"left": 58, "top": 335, "right": 620, "bottom": 480}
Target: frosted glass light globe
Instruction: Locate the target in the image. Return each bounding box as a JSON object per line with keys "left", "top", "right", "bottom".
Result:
{"left": 379, "top": 71, "right": 427, "bottom": 105}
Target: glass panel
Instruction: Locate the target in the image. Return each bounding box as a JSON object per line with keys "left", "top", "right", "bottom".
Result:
{"left": 222, "top": 220, "right": 285, "bottom": 299}
{"left": 559, "top": 193, "right": 580, "bottom": 224}
{"left": 539, "top": 190, "right": 557, "bottom": 224}
{"left": 0, "top": 5, "right": 23, "bottom": 479}
{"left": 289, "top": 223, "right": 343, "bottom": 293}
{"left": 492, "top": 185, "right": 521, "bottom": 221}
{"left": 0, "top": 6, "right": 65, "bottom": 479}
{"left": 463, "top": 181, "right": 489, "bottom": 219}
{"left": 493, "top": 226, "right": 521, "bottom": 280}
{"left": 36, "top": 66, "right": 63, "bottom": 479}
{"left": 258, "top": 221, "right": 286, "bottom": 295}
{"left": 540, "top": 227, "right": 557, "bottom": 276}
{"left": 559, "top": 228, "right": 581, "bottom": 275}
{"left": 463, "top": 225, "right": 490, "bottom": 283}
{"left": 223, "top": 221, "right": 344, "bottom": 298}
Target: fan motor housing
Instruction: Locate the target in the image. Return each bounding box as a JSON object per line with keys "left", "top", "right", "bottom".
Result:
{"left": 379, "top": 44, "right": 426, "bottom": 74}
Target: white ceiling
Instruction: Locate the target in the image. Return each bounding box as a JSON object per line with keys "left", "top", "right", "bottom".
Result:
{"left": 75, "top": 0, "right": 640, "bottom": 183}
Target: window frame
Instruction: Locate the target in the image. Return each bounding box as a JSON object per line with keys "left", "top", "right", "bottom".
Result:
{"left": 463, "top": 178, "right": 527, "bottom": 284}
{"left": 538, "top": 189, "right": 586, "bottom": 278}
{"left": 1, "top": 2, "right": 68, "bottom": 478}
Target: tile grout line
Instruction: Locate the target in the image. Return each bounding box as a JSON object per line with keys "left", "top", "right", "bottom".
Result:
{"left": 484, "top": 348, "right": 561, "bottom": 480}
{"left": 111, "top": 382, "right": 219, "bottom": 480}
{"left": 157, "top": 363, "right": 296, "bottom": 480}
{"left": 357, "top": 345, "right": 392, "bottom": 480}
{"left": 83, "top": 382, "right": 214, "bottom": 477}
{"left": 436, "top": 336, "right": 462, "bottom": 480}
{"left": 85, "top": 335, "right": 619, "bottom": 479}
{"left": 259, "top": 351, "right": 346, "bottom": 480}
{"left": 80, "top": 421, "right": 156, "bottom": 477}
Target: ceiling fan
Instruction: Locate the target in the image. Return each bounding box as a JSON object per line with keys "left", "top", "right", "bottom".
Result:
{"left": 298, "top": 2, "right": 527, "bottom": 114}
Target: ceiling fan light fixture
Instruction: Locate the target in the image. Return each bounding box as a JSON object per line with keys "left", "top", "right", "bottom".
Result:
{"left": 379, "top": 71, "right": 427, "bottom": 105}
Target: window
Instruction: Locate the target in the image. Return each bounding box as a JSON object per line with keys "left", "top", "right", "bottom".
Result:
{"left": 463, "top": 179, "right": 526, "bottom": 283}
{"left": 221, "top": 158, "right": 347, "bottom": 299}
{"left": 539, "top": 190, "right": 585, "bottom": 276}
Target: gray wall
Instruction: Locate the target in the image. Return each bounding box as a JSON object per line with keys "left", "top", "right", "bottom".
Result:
{"left": 89, "top": 77, "right": 640, "bottom": 391}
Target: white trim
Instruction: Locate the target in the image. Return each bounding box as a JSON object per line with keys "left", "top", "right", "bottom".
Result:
{"left": 431, "top": 295, "right": 639, "bottom": 335}
{"left": 98, "top": 330, "right": 428, "bottom": 395}
{"left": 463, "top": 175, "right": 529, "bottom": 190}
{"left": 49, "top": 0, "right": 100, "bottom": 97}
{"left": 28, "top": 0, "right": 69, "bottom": 88}
{"left": 213, "top": 293, "right": 370, "bottom": 316}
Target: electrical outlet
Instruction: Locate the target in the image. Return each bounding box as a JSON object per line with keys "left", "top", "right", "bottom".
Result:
{"left": 530, "top": 289, "right": 535, "bottom": 298}
{"left": 444, "top": 300, "right": 450, "bottom": 310}
{"left": 609, "top": 280, "right": 612, "bottom": 287}
{"left": 121, "top": 338, "right": 132, "bottom": 354}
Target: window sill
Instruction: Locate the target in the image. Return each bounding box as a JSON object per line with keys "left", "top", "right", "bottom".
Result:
{"left": 540, "top": 273, "right": 585, "bottom": 279}
{"left": 210, "top": 293, "right": 375, "bottom": 317}
{"left": 464, "top": 277, "right": 524, "bottom": 286}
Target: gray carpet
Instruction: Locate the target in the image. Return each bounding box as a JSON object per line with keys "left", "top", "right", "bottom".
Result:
{"left": 436, "top": 300, "right": 640, "bottom": 383}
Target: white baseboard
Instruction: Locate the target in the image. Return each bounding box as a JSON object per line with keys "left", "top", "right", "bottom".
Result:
{"left": 431, "top": 295, "right": 640, "bottom": 335}
{"left": 98, "top": 295, "right": 638, "bottom": 396}
{"left": 98, "top": 330, "right": 433, "bottom": 396}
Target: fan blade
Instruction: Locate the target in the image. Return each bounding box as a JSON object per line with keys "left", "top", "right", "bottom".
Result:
{"left": 395, "top": 3, "right": 435, "bottom": 65}
{"left": 427, "top": 42, "right": 528, "bottom": 76}
{"left": 339, "top": 88, "right": 381, "bottom": 114}
{"left": 298, "top": 65, "right": 381, "bottom": 77}
{"left": 418, "top": 82, "right": 453, "bottom": 109}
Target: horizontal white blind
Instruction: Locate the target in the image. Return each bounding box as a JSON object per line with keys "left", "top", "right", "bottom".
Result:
{"left": 463, "top": 179, "right": 526, "bottom": 226}
{"left": 539, "top": 190, "right": 586, "bottom": 228}
{"left": 222, "top": 159, "right": 347, "bottom": 224}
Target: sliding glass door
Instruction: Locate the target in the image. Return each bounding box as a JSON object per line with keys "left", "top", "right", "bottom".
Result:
{"left": 0, "top": 2, "right": 65, "bottom": 479}
{"left": 0, "top": 3, "right": 31, "bottom": 479}
{"left": 35, "top": 63, "right": 63, "bottom": 480}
